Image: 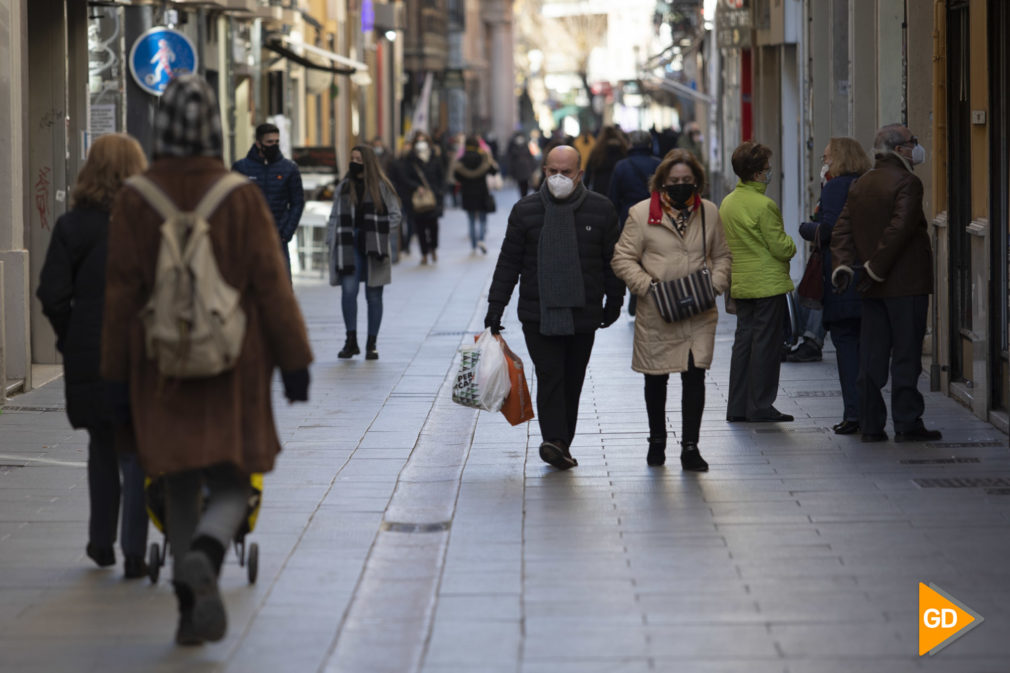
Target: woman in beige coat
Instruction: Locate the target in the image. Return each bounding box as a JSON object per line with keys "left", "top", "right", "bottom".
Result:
{"left": 611, "top": 149, "right": 732, "bottom": 470}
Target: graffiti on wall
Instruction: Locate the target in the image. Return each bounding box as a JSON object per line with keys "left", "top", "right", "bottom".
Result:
{"left": 35, "top": 166, "right": 51, "bottom": 230}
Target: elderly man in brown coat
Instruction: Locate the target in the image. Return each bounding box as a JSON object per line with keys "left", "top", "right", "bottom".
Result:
{"left": 830, "top": 123, "right": 940, "bottom": 444}
{"left": 101, "top": 74, "right": 313, "bottom": 645}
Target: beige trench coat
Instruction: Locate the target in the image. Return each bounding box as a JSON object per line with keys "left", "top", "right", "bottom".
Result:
{"left": 611, "top": 198, "right": 732, "bottom": 374}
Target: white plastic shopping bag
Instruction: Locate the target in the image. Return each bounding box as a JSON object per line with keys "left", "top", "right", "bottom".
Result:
{"left": 452, "top": 329, "right": 511, "bottom": 411}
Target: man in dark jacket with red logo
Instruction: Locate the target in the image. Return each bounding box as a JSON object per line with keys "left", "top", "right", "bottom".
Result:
{"left": 232, "top": 123, "right": 305, "bottom": 277}
{"left": 831, "top": 124, "right": 941, "bottom": 444}
{"left": 485, "top": 145, "right": 624, "bottom": 470}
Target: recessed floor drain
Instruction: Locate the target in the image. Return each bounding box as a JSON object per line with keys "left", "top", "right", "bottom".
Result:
{"left": 900, "top": 457, "right": 982, "bottom": 465}
{"left": 790, "top": 390, "right": 844, "bottom": 398}
{"left": 429, "top": 331, "right": 471, "bottom": 337}
{"left": 924, "top": 441, "right": 1006, "bottom": 449}
{"left": 381, "top": 521, "right": 451, "bottom": 533}
{"left": 754, "top": 427, "right": 825, "bottom": 434}
{"left": 985, "top": 488, "right": 1010, "bottom": 496}
{"left": 0, "top": 465, "right": 24, "bottom": 474}
{"left": 914, "top": 477, "right": 1010, "bottom": 488}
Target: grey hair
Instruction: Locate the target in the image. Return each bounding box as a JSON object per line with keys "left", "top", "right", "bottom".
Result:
{"left": 873, "top": 123, "right": 909, "bottom": 157}
{"left": 628, "top": 130, "right": 652, "bottom": 150}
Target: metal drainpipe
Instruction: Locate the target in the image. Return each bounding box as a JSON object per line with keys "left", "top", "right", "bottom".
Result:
{"left": 929, "top": 0, "right": 945, "bottom": 391}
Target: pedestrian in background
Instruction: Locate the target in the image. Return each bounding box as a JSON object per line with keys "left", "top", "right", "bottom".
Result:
{"left": 101, "top": 74, "right": 313, "bottom": 645}
{"left": 37, "top": 133, "right": 150, "bottom": 579}
{"left": 584, "top": 125, "right": 628, "bottom": 195}
{"left": 507, "top": 132, "right": 537, "bottom": 198}
{"left": 232, "top": 122, "right": 304, "bottom": 279}
{"left": 831, "top": 124, "right": 941, "bottom": 443}
{"left": 485, "top": 146, "right": 624, "bottom": 470}
{"left": 608, "top": 130, "right": 661, "bottom": 317}
{"left": 719, "top": 141, "right": 797, "bottom": 423}
{"left": 328, "top": 144, "right": 401, "bottom": 361}
{"left": 798, "top": 136, "right": 871, "bottom": 434}
{"left": 573, "top": 128, "right": 596, "bottom": 171}
{"left": 403, "top": 131, "right": 446, "bottom": 265}
{"left": 452, "top": 134, "right": 499, "bottom": 255}
{"left": 611, "top": 149, "right": 732, "bottom": 470}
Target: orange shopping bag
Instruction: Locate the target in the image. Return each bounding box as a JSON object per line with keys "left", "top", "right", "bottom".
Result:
{"left": 496, "top": 335, "right": 535, "bottom": 426}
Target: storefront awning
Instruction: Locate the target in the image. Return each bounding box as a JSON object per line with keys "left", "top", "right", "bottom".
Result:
{"left": 277, "top": 36, "right": 368, "bottom": 72}
{"left": 265, "top": 40, "right": 356, "bottom": 76}
{"left": 640, "top": 74, "right": 715, "bottom": 105}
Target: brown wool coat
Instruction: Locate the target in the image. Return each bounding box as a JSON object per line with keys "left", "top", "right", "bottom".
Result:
{"left": 612, "top": 198, "right": 732, "bottom": 374}
{"left": 830, "top": 153, "right": 933, "bottom": 297}
{"left": 101, "top": 156, "right": 314, "bottom": 477}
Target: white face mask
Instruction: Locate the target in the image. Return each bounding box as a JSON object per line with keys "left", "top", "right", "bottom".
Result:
{"left": 757, "top": 166, "right": 773, "bottom": 184}
{"left": 415, "top": 141, "right": 431, "bottom": 161}
{"left": 819, "top": 163, "right": 830, "bottom": 185}
{"left": 546, "top": 174, "right": 575, "bottom": 199}
{"left": 910, "top": 143, "right": 926, "bottom": 165}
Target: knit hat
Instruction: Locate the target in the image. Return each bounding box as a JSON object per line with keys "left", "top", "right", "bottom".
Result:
{"left": 153, "top": 74, "right": 223, "bottom": 158}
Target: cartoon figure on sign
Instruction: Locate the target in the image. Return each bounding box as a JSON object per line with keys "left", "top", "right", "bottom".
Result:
{"left": 147, "top": 39, "right": 176, "bottom": 86}
{"left": 129, "top": 28, "right": 197, "bottom": 97}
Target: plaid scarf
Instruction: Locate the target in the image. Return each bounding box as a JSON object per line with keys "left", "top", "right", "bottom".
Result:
{"left": 153, "top": 74, "right": 223, "bottom": 158}
{"left": 329, "top": 180, "right": 392, "bottom": 275}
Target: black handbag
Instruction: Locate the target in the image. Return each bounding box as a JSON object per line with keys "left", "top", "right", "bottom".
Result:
{"left": 649, "top": 203, "right": 717, "bottom": 323}
{"left": 485, "top": 192, "right": 497, "bottom": 213}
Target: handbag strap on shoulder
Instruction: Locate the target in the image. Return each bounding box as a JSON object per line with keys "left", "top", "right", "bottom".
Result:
{"left": 413, "top": 164, "right": 432, "bottom": 191}
{"left": 699, "top": 199, "right": 709, "bottom": 271}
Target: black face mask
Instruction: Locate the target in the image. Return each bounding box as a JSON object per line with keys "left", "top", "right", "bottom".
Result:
{"left": 664, "top": 183, "right": 696, "bottom": 209}
{"left": 262, "top": 144, "right": 281, "bottom": 162}
{"left": 348, "top": 162, "right": 364, "bottom": 179}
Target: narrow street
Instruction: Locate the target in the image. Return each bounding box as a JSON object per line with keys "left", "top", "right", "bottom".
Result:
{"left": 1, "top": 193, "right": 1008, "bottom": 673}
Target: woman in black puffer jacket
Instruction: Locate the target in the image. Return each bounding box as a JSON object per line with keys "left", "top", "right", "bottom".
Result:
{"left": 37, "top": 133, "right": 150, "bottom": 579}
{"left": 452, "top": 135, "right": 499, "bottom": 254}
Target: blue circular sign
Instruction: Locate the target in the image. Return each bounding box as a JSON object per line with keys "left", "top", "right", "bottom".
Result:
{"left": 128, "top": 27, "right": 198, "bottom": 97}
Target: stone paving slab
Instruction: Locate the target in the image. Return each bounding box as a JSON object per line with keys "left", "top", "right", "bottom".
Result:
{"left": 1, "top": 189, "right": 1009, "bottom": 672}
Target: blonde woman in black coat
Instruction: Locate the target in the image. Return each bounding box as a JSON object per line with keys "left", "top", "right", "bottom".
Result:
{"left": 37, "top": 133, "right": 150, "bottom": 579}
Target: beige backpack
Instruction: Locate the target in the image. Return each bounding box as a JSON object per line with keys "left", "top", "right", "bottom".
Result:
{"left": 125, "top": 173, "right": 248, "bottom": 379}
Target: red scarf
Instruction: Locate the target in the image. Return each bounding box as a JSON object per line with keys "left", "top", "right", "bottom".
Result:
{"left": 648, "top": 191, "right": 702, "bottom": 225}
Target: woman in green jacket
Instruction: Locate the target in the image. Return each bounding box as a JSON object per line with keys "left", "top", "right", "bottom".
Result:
{"left": 718, "top": 141, "right": 797, "bottom": 422}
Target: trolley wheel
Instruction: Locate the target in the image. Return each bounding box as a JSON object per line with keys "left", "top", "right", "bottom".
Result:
{"left": 247, "top": 542, "right": 259, "bottom": 584}
{"left": 148, "top": 543, "right": 161, "bottom": 584}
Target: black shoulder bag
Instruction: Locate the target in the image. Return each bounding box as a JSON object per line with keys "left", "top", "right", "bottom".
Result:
{"left": 648, "top": 203, "right": 717, "bottom": 323}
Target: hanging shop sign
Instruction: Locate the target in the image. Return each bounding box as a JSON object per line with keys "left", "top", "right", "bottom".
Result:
{"left": 128, "top": 27, "right": 198, "bottom": 96}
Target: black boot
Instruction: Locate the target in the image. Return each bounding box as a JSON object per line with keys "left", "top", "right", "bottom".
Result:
{"left": 646, "top": 436, "right": 666, "bottom": 466}
{"left": 680, "top": 441, "right": 709, "bottom": 472}
{"left": 338, "top": 331, "right": 359, "bottom": 358}
{"left": 365, "top": 335, "right": 378, "bottom": 360}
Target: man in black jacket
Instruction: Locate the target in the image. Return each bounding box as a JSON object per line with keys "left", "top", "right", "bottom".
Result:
{"left": 232, "top": 123, "right": 305, "bottom": 278}
{"left": 485, "top": 145, "right": 624, "bottom": 470}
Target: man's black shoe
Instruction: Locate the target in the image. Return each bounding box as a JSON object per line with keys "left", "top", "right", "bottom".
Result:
{"left": 539, "top": 441, "right": 577, "bottom": 470}
{"left": 785, "top": 341, "right": 823, "bottom": 363}
{"left": 726, "top": 415, "right": 746, "bottom": 423}
{"left": 861, "top": 432, "right": 888, "bottom": 443}
{"left": 895, "top": 427, "right": 943, "bottom": 443}
{"left": 832, "top": 420, "right": 860, "bottom": 435}
{"left": 748, "top": 411, "right": 794, "bottom": 423}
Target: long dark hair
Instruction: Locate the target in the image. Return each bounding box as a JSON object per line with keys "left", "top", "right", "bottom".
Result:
{"left": 346, "top": 144, "right": 399, "bottom": 212}
{"left": 586, "top": 125, "right": 628, "bottom": 170}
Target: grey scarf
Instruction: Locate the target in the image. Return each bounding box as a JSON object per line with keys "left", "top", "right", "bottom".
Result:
{"left": 537, "top": 182, "right": 589, "bottom": 335}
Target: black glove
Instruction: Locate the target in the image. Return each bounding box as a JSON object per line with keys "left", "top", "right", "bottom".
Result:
{"left": 281, "top": 369, "right": 310, "bottom": 403}
{"left": 484, "top": 303, "right": 504, "bottom": 335}
{"left": 855, "top": 274, "right": 875, "bottom": 294}
{"left": 600, "top": 302, "right": 621, "bottom": 328}
{"left": 832, "top": 267, "right": 852, "bottom": 294}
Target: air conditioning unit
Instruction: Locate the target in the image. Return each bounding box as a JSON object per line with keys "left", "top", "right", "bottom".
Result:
{"left": 373, "top": 2, "right": 405, "bottom": 32}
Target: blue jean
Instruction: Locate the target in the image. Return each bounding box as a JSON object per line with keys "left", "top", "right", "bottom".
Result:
{"left": 466, "top": 210, "right": 487, "bottom": 249}
{"left": 340, "top": 246, "right": 384, "bottom": 337}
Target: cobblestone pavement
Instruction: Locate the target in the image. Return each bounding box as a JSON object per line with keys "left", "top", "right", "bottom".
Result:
{"left": 0, "top": 190, "right": 1008, "bottom": 673}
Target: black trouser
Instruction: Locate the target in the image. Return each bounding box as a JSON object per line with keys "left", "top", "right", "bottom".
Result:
{"left": 827, "top": 317, "right": 861, "bottom": 423}
{"left": 858, "top": 295, "right": 929, "bottom": 434}
{"left": 416, "top": 215, "right": 439, "bottom": 255}
{"left": 522, "top": 325, "right": 595, "bottom": 447}
{"left": 517, "top": 180, "right": 529, "bottom": 198}
{"left": 728, "top": 294, "right": 786, "bottom": 419}
{"left": 87, "top": 423, "right": 148, "bottom": 558}
{"left": 644, "top": 352, "right": 705, "bottom": 443}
